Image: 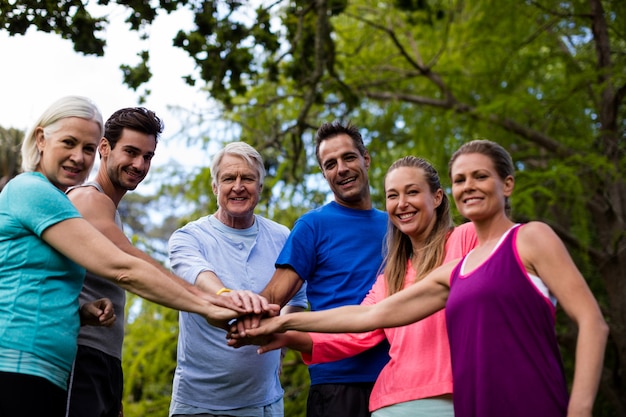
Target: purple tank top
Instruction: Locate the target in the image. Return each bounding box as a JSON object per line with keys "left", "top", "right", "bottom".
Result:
{"left": 446, "top": 225, "right": 569, "bottom": 417}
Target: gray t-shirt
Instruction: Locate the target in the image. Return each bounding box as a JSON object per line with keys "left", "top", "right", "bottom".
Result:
{"left": 70, "top": 181, "right": 126, "bottom": 360}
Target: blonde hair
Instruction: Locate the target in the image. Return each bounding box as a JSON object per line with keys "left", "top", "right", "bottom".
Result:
{"left": 20, "top": 96, "right": 104, "bottom": 172}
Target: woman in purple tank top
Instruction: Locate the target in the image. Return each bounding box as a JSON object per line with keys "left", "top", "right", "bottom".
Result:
{"left": 239, "top": 140, "right": 608, "bottom": 417}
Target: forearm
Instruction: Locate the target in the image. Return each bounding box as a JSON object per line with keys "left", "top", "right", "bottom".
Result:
{"left": 279, "top": 304, "right": 380, "bottom": 333}
{"left": 260, "top": 267, "right": 303, "bottom": 307}
{"left": 116, "top": 257, "right": 225, "bottom": 317}
{"left": 281, "top": 331, "right": 313, "bottom": 353}
{"left": 567, "top": 316, "right": 609, "bottom": 416}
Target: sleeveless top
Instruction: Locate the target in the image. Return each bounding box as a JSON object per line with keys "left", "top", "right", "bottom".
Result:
{"left": 70, "top": 181, "right": 126, "bottom": 360}
{"left": 446, "top": 224, "right": 569, "bottom": 417}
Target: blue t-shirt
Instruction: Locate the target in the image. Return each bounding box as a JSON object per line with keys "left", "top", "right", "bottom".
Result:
{"left": 276, "top": 201, "right": 390, "bottom": 385}
{"left": 0, "top": 172, "right": 84, "bottom": 388}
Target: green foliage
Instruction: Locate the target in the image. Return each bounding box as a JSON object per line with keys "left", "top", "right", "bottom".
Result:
{"left": 281, "top": 351, "right": 309, "bottom": 417}
{"left": 122, "top": 296, "right": 179, "bottom": 416}
{"left": 0, "top": 126, "right": 22, "bottom": 191}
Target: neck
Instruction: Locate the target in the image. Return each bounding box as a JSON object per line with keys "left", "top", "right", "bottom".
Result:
{"left": 472, "top": 214, "right": 515, "bottom": 246}
{"left": 94, "top": 168, "right": 127, "bottom": 207}
{"left": 214, "top": 209, "right": 255, "bottom": 229}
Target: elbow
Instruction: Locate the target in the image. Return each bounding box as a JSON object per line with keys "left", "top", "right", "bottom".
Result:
{"left": 112, "top": 268, "right": 135, "bottom": 289}
{"left": 599, "top": 317, "right": 610, "bottom": 341}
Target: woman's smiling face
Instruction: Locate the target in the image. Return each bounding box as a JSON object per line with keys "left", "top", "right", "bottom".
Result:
{"left": 385, "top": 166, "right": 442, "bottom": 240}
{"left": 35, "top": 117, "right": 101, "bottom": 191}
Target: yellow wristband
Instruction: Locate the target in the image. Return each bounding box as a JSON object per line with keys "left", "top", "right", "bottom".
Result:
{"left": 216, "top": 287, "right": 232, "bottom": 295}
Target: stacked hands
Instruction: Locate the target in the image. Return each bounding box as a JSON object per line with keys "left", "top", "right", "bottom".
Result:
{"left": 203, "top": 289, "right": 280, "bottom": 331}
{"left": 222, "top": 293, "right": 285, "bottom": 351}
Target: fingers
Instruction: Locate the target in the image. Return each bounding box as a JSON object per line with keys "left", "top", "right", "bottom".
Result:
{"left": 80, "top": 298, "right": 116, "bottom": 327}
{"left": 227, "top": 290, "right": 269, "bottom": 314}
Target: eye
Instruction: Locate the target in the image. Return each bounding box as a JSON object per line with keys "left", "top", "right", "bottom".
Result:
{"left": 386, "top": 193, "right": 397, "bottom": 199}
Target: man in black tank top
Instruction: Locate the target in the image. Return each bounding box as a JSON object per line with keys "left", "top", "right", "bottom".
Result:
{"left": 65, "top": 107, "right": 163, "bottom": 417}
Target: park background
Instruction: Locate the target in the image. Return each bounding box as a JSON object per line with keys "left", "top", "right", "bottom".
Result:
{"left": 0, "top": 1, "right": 623, "bottom": 416}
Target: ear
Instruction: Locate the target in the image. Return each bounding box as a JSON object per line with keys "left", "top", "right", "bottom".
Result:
{"left": 98, "top": 137, "right": 111, "bottom": 157}
{"left": 363, "top": 151, "right": 371, "bottom": 169}
{"left": 211, "top": 182, "right": 218, "bottom": 196}
{"left": 503, "top": 175, "right": 515, "bottom": 197}
{"left": 433, "top": 188, "right": 444, "bottom": 208}
{"left": 35, "top": 127, "right": 46, "bottom": 152}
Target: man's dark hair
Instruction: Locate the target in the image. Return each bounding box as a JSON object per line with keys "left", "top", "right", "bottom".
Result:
{"left": 314, "top": 121, "right": 366, "bottom": 165}
{"left": 104, "top": 107, "right": 164, "bottom": 149}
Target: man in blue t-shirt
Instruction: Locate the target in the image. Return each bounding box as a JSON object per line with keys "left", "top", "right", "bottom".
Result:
{"left": 256, "top": 121, "right": 389, "bottom": 417}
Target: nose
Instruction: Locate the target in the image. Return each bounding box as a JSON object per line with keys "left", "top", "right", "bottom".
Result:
{"left": 233, "top": 177, "right": 245, "bottom": 191}
{"left": 462, "top": 177, "right": 475, "bottom": 191}
{"left": 398, "top": 193, "right": 409, "bottom": 207}
{"left": 336, "top": 159, "right": 349, "bottom": 174}
{"left": 69, "top": 148, "right": 84, "bottom": 165}
{"left": 131, "top": 155, "right": 147, "bottom": 171}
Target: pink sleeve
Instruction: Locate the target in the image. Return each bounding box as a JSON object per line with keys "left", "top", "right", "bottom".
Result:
{"left": 444, "top": 222, "right": 478, "bottom": 262}
{"left": 303, "top": 274, "right": 387, "bottom": 365}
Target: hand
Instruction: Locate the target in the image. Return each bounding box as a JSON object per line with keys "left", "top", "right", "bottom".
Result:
{"left": 204, "top": 303, "right": 281, "bottom": 331}
{"left": 226, "top": 319, "right": 273, "bottom": 348}
{"left": 228, "top": 314, "right": 285, "bottom": 340}
{"left": 79, "top": 298, "right": 116, "bottom": 327}
{"left": 226, "top": 331, "right": 288, "bottom": 354}
{"left": 202, "top": 289, "right": 273, "bottom": 315}
{"left": 227, "top": 307, "right": 282, "bottom": 347}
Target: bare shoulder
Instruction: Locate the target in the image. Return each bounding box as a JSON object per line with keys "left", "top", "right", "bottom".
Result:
{"left": 67, "top": 184, "right": 103, "bottom": 203}
{"left": 516, "top": 221, "right": 568, "bottom": 275}
{"left": 517, "top": 221, "right": 559, "bottom": 248}
{"left": 67, "top": 185, "right": 115, "bottom": 217}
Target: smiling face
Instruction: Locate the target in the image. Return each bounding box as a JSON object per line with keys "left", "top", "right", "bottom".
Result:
{"left": 101, "top": 128, "right": 156, "bottom": 192}
{"left": 450, "top": 152, "right": 514, "bottom": 222}
{"left": 35, "top": 117, "right": 101, "bottom": 191}
{"left": 318, "top": 134, "right": 372, "bottom": 210}
{"left": 212, "top": 153, "right": 262, "bottom": 229}
{"left": 385, "top": 166, "right": 443, "bottom": 242}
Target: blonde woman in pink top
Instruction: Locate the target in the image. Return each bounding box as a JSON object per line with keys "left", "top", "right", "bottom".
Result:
{"left": 248, "top": 156, "right": 477, "bottom": 416}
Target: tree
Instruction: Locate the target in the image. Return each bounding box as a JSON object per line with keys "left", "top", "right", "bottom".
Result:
{"left": 3, "top": 0, "right": 623, "bottom": 414}
{"left": 0, "top": 126, "right": 22, "bottom": 191}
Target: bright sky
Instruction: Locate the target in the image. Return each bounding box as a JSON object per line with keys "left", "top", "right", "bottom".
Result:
{"left": 0, "top": 5, "right": 212, "bottom": 169}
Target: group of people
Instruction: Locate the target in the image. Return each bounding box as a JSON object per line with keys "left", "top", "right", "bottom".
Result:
{"left": 0, "top": 95, "right": 608, "bottom": 417}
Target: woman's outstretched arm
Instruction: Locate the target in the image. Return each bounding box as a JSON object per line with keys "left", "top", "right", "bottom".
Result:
{"left": 239, "top": 260, "right": 456, "bottom": 337}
